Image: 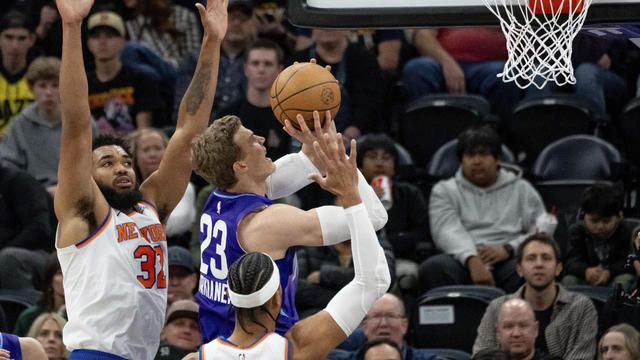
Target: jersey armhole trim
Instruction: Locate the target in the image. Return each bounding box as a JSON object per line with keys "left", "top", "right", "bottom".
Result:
{"left": 285, "top": 336, "right": 292, "bottom": 359}
{"left": 76, "top": 207, "right": 112, "bottom": 248}
{"left": 139, "top": 200, "right": 159, "bottom": 219}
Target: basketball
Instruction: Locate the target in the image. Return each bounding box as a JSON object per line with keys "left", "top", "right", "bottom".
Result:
{"left": 270, "top": 62, "right": 341, "bottom": 130}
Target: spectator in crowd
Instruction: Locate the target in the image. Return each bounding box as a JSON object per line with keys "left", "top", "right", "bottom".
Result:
{"left": 217, "top": 39, "right": 289, "bottom": 160}
{"left": 496, "top": 299, "right": 561, "bottom": 360}
{"left": 474, "top": 234, "right": 598, "bottom": 360}
{"left": 527, "top": 31, "right": 633, "bottom": 115}
{"left": 13, "top": 252, "right": 65, "bottom": 336}
{"left": 167, "top": 246, "right": 197, "bottom": 306}
{"left": 562, "top": 182, "right": 635, "bottom": 289}
{"left": 419, "top": 125, "right": 546, "bottom": 293}
{"left": 357, "top": 134, "right": 431, "bottom": 289}
{"left": 0, "top": 164, "right": 52, "bottom": 291}
{"left": 27, "top": 312, "right": 68, "bottom": 360}
{"left": 598, "top": 323, "right": 640, "bottom": 360}
{"left": 172, "top": 0, "right": 254, "bottom": 123}
{"left": 296, "top": 229, "right": 396, "bottom": 319}
{"left": 0, "top": 9, "right": 36, "bottom": 135}
{"left": 290, "top": 29, "right": 385, "bottom": 138}
{"left": 86, "top": 10, "right": 161, "bottom": 136}
{"left": 31, "top": 1, "right": 62, "bottom": 57}
{"left": 156, "top": 299, "right": 201, "bottom": 360}
{"left": 360, "top": 339, "right": 403, "bottom": 360}
{"left": 296, "top": 28, "right": 406, "bottom": 74}
{"left": 127, "top": 128, "right": 196, "bottom": 247}
{"left": 632, "top": 225, "right": 640, "bottom": 280}
{"left": 123, "top": 0, "right": 201, "bottom": 68}
{"left": 402, "top": 28, "right": 523, "bottom": 123}
{"left": 0, "top": 331, "right": 47, "bottom": 360}
{"left": 0, "top": 56, "right": 98, "bottom": 198}
{"left": 332, "top": 293, "right": 438, "bottom": 360}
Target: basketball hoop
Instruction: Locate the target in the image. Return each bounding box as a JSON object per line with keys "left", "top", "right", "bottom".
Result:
{"left": 482, "top": 0, "right": 592, "bottom": 89}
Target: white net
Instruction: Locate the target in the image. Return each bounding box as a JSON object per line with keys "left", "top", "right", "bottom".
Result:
{"left": 482, "top": 0, "right": 593, "bottom": 89}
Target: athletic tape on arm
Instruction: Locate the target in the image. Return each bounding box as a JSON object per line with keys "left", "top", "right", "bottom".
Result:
{"left": 324, "top": 203, "right": 391, "bottom": 336}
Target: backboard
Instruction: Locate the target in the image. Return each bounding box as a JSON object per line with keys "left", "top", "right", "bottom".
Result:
{"left": 287, "top": 0, "right": 640, "bottom": 28}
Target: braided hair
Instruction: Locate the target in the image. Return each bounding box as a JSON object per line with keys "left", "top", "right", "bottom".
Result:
{"left": 228, "top": 252, "right": 278, "bottom": 334}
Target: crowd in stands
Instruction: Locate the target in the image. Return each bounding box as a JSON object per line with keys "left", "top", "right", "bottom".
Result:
{"left": 2, "top": 0, "right": 640, "bottom": 359}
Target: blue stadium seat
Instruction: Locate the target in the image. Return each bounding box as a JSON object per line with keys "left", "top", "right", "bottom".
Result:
{"left": 414, "top": 285, "right": 505, "bottom": 353}
{"left": 399, "top": 94, "right": 492, "bottom": 167}
{"left": 504, "top": 94, "right": 602, "bottom": 166}
{"left": 532, "top": 135, "right": 621, "bottom": 181}
{"left": 428, "top": 348, "right": 472, "bottom": 360}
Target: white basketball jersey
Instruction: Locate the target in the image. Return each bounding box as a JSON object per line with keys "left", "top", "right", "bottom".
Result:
{"left": 200, "top": 332, "right": 291, "bottom": 360}
{"left": 57, "top": 201, "right": 167, "bottom": 360}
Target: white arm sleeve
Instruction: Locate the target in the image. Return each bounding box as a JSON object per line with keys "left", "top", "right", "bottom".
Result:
{"left": 265, "top": 152, "right": 320, "bottom": 200}
{"left": 324, "top": 203, "right": 391, "bottom": 336}
{"left": 316, "top": 171, "right": 388, "bottom": 246}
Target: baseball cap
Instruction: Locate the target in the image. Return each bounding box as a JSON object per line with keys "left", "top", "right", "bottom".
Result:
{"left": 87, "top": 11, "right": 126, "bottom": 37}
{"left": 228, "top": 0, "right": 253, "bottom": 16}
{"left": 165, "top": 299, "right": 199, "bottom": 325}
{"left": 168, "top": 246, "right": 195, "bottom": 273}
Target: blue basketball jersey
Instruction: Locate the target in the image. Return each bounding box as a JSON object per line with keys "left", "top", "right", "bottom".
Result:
{"left": 198, "top": 190, "right": 299, "bottom": 343}
{"left": 1, "top": 332, "right": 22, "bottom": 360}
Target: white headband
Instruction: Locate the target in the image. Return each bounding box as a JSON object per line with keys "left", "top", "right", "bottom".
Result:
{"left": 228, "top": 256, "right": 280, "bottom": 308}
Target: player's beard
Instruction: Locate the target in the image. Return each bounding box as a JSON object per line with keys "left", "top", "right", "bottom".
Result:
{"left": 98, "top": 183, "right": 143, "bottom": 212}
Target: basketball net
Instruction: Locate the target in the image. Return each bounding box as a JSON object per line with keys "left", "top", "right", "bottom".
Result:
{"left": 482, "top": 0, "right": 592, "bottom": 89}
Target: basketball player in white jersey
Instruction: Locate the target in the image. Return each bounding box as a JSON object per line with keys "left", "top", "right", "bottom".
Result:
{"left": 185, "top": 129, "right": 391, "bottom": 360}
{"left": 54, "top": 0, "right": 228, "bottom": 359}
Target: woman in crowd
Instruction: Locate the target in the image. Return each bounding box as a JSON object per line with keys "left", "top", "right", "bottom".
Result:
{"left": 13, "top": 253, "right": 65, "bottom": 336}
{"left": 598, "top": 323, "right": 640, "bottom": 360}
{"left": 27, "top": 313, "right": 68, "bottom": 360}
{"left": 127, "top": 128, "right": 196, "bottom": 247}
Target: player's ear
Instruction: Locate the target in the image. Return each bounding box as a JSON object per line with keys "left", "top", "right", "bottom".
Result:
{"left": 233, "top": 160, "right": 247, "bottom": 175}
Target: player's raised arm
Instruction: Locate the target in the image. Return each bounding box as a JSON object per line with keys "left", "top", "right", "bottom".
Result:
{"left": 141, "top": 0, "right": 228, "bottom": 222}
{"left": 54, "top": 0, "right": 105, "bottom": 229}
{"left": 285, "top": 135, "right": 391, "bottom": 359}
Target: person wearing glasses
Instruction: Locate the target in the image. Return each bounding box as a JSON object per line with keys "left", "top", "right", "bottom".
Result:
{"left": 332, "top": 293, "right": 438, "bottom": 360}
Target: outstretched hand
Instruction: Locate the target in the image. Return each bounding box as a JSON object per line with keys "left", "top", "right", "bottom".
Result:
{"left": 196, "top": 0, "right": 228, "bottom": 42}
{"left": 56, "top": 0, "right": 93, "bottom": 24}
{"left": 284, "top": 110, "right": 338, "bottom": 174}
{"left": 308, "top": 133, "right": 358, "bottom": 201}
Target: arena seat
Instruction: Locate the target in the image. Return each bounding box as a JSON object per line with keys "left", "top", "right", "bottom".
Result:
{"left": 399, "top": 94, "right": 492, "bottom": 167}
{"left": 414, "top": 285, "right": 504, "bottom": 353}
{"left": 532, "top": 135, "right": 621, "bottom": 181}
{"left": 503, "top": 94, "right": 602, "bottom": 167}
{"left": 619, "top": 97, "right": 640, "bottom": 166}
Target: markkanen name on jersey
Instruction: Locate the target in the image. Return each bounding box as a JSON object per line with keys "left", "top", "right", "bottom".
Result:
{"left": 199, "top": 275, "right": 231, "bottom": 304}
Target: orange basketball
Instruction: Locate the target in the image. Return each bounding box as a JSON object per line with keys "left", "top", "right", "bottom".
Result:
{"left": 270, "top": 62, "right": 341, "bottom": 130}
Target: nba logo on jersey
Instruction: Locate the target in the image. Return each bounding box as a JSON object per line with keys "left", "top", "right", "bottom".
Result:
{"left": 238, "top": 354, "right": 245, "bottom": 359}
{"left": 217, "top": 201, "right": 221, "bottom": 214}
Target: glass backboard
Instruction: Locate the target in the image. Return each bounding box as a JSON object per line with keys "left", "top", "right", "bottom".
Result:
{"left": 287, "top": 0, "right": 640, "bottom": 28}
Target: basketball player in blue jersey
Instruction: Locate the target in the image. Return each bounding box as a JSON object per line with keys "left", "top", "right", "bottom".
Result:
{"left": 54, "top": 0, "right": 228, "bottom": 359}
{"left": 191, "top": 108, "right": 389, "bottom": 342}
{"left": 184, "top": 127, "right": 391, "bottom": 360}
{"left": 0, "top": 332, "right": 47, "bottom": 360}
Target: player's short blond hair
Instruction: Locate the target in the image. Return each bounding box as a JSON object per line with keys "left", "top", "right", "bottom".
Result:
{"left": 191, "top": 115, "right": 243, "bottom": 189}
